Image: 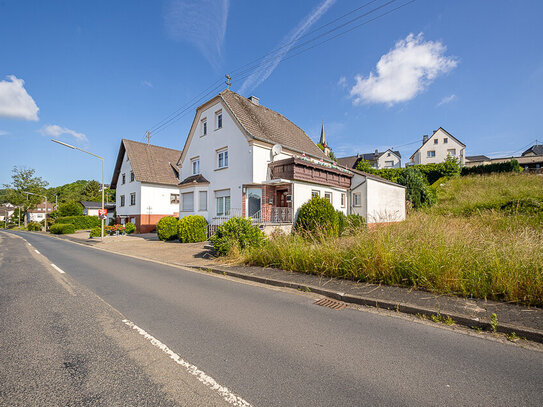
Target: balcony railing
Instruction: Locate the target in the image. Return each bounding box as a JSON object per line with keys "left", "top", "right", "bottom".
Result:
{"left": 251, "top": 207, "right": 293, "bottom": 224}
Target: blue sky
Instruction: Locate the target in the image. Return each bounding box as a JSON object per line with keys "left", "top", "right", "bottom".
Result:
{"left": 1, "top": 0, "right": 542, "bottom": 187}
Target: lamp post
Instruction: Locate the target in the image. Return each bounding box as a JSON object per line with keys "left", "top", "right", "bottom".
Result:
{"left": 51, "top": 139, "right": 105, "bottom": 241}
{"left": 23, "top": 191, "right": 48, "bottom": 231}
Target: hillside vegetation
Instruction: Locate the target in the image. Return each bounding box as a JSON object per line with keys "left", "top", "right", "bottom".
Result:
{"left": 237, "top": 173, "right": 543, "bottom": 306}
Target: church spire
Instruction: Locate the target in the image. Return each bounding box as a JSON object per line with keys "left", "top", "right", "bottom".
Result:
{"left": 319, "top": 121, "right": 328, "bottom": 147}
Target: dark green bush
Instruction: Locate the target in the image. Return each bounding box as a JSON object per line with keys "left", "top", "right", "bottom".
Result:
{"left": 57, "top": 201, "right": 84, "bottom": 217}
{"left": 210, "top": 217, "right": 265, "bottom": 256}
{"left": 156, "top": 216, "right": 178, "bottom": 241}
{"left": 50, "top": 223, "right": 76, "bottom": 234}
{"left": 398, "top": 167, "right": 436, "bottom": 209}
{"left": 54, "top": 215, "right": 101, "bottom": 230}
{"left": 89, "top": 227, "right": 102, "bottom": 238}
{"left": 346, "top": 214, "right": 365, "bottom": 231}
{"left": 178, "top": 215, "right": 207, "bottom": 243}
{"left": 337, "top": 210, "right": 347, "bottom": 236}
{"left": 27, "top": 221, "right": 41, "bottom": 231}
{"left": 461, "top": 159, "right": 522, "bottom": 176}
{"left": 125, "top": 222, "right": 136, "bottom": 234}
{"left": 295, "top": 196, "right": 339, "bottom": 236}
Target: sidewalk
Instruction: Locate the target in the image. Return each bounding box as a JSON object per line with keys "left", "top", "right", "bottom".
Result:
{"left": 56, "top": 231, "right": 543, "bottom": 343}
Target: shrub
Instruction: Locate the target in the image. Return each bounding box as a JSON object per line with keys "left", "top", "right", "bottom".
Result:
{"left": 125, "top": 222, "right": 136, "bottom": 234}
{"left": 106, "top": 224, "right": 125, "bottom": 235}
{"left": 461, "top": 159, "right": 522, "bottom": 176}
{"left": 57, "top": 201, "right": 84, "bottom": 217}
{"left": 337, "top": 210, "right": 347, "bottom": 236}
{"left": 398, "top": 167, "right": 436, "bottom": 209}
{"left": 27, "top": 221, "right": 41, "bottom": 231}
{"left": 90, "top": 227, "right": 102, "bottom": 238}
{"left": 50, "top": 223, "right": 76, "bottom": 234}
{"left": 295, "top": 196, "right": 339, "bottom": 236}
{"left": 55, "top": 215, "right": 101, "bottom": 230}
{"left": 156, "top": 216, "right": 178, "bottom": 241}
{"left": 178, "top": 215, "right": 207, "bottom": 243}
{"left": 210, "top": 216, "right": 265, "bottom": 256}
{"left": 346, "top": 214, "right": 365, "bottom": 231}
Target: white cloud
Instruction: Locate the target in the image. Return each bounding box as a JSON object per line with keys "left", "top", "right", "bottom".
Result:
{"left": 337, "top": 76, "right": 347, "bottom": 88}
{"left": 141, "top": 80, "right": 153, "bottom": 88}
{"left": 350, "top": 33, "right": 458, "bottom": 106}
{"left": 40, "top": 124, "right": 88, "bottom": 143}
{"left": 0, "top": 130, "right": 8, "bottom": 136}
{"left": 239, "top": 0, "right": 336, "bottom": 95}
{"left": 0, "top": 75, "right": 39, "bottom": 121}
{"left": 437, "top": 94, "right": 456, "bottom": 106}
{"left": 164, "top": 0, "right": 229, "bottom": 68}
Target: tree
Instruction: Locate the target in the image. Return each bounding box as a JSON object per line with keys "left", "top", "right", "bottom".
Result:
{"left": 317, "top": 143, "right": 337, "bottom": 161}
{"left": 3, "top": 167, "right": 49, "bottom": 212}
{"left": 57, "top": 201, "right": 84, "bottom": 217}
{"left": 397, "top": 167, "right": 436, "bottom": 209}
{"left": 355, "top": 159, "right": 375, "bottom": 173}
{"left": 82, "top": 180, "right": 100, "bottom": 200}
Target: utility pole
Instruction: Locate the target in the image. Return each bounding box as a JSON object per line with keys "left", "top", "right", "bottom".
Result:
{"left": 225, "top": 74, "right": 231, "bottom": 89}
{"left": 146, "top": 131, "right": 151, "bottom": 145}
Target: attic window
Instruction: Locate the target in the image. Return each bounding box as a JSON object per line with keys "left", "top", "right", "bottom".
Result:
{"left": 443, "top": 138, "right": 448, "bottom": 143}
{"left": 434, "top": 139, "right": 438, "bottom": 144}
{"left": 202, "top": 118, "right": 207, "bottom": 136}
{"left": 216, "top": 110, "right": 223, "bottom": 129}
{"left": 130, "top": 171, "right": 135, "bottom": 182}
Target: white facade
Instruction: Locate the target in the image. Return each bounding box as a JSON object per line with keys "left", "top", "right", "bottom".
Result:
{"left": 376, "top": 150, "right": 402, "bottom": 169}
{"left": 292, "top": 182, "right": 347, "bottom": 215}
{"left": 350, "top": 173, "right": 406, "bottom": 224}
{"left": 410, "top": 128, "right": 465, "bottom": 165}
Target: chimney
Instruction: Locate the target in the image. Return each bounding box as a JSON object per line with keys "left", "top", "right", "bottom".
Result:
{"left": 374, "top": 149, "right": 378, "bottom": 155}
{"left": 356, "top": 153, "right": 360, "bottom": 158}
{"left": 423, "top": 135, "right": 429, "bottom": 145}
{"left": 248, "top": 96, "right": 259, "bottom": 106}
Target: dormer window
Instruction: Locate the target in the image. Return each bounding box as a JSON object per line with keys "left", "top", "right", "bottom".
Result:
{"left": 216, "top": 110, "right": 223, "bottom": 129}
{"left": 202, "top": 118, "right": 207, "bottom": 136}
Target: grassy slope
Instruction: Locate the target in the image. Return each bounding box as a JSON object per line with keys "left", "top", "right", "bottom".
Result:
{"left": 240, "top": 173, "right": 543, "bottom": 306}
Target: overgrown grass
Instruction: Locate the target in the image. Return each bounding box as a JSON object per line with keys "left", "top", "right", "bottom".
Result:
{"left": 235, "top": 174, "right": 543, "bottom": 307}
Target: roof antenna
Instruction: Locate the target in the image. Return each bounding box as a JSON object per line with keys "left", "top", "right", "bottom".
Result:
{"left": 225, "top": 74, "right": 231, "bottom": 90}
{"left": 145, "top": 131, "right": 151, "bottom": 145}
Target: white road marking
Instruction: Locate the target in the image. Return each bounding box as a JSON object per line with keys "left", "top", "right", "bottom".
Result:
{"left": 34, "top": 249, "right": 40, "bottom": 254}
{"left": 122, "top": 319, "right": 252, "bottom": 407}
{"left": 51, "top": 263, "right": 65, "bottom": 274}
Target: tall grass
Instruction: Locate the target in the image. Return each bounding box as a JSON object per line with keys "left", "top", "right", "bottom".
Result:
{"left": 237, "top": 174, "right": 543, "bottom": 307}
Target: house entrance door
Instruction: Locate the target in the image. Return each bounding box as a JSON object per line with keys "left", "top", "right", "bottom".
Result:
{"left": 247, "top": 187, "right": 262, "bottom": 218}
{"left": 276, "top": 189, "right": 288, "bottom": 207}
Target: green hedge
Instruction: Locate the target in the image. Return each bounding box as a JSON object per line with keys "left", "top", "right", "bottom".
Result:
{"left": 178, "top": 215, "right": 207, "bottom": 243}
{"left": 461, "top": 159, "right": 522, "bottom": 176}
{"left": 54, "top": 215, "right": 101, "bottom": 230}
{"left": 89, "top": 227, "right": 101, "bottom": 238}
{"left": 295, "top": 196, "right": 339, "bottom": 237}
{"left": 50, "top": 223, "right": 76, "bottom": 234}
{"left": 27, "top": 221, "right": 41, "bottom": 231}
{"left": 210, "top": 217, "right": 265, "bottom": 256}
{"left": 156, "top": 216, "right": 178, "bottom": 241}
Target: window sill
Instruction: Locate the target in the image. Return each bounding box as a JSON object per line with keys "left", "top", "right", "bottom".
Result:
{"left": 215, "top": 166, "right": 228, "bottom": 171}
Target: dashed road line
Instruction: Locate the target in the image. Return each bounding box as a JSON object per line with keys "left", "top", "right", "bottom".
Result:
{"left": 34, "top": 249, "right": 40, "bottom": 254}
{"left": 122, "top": 319, "right": 252, "bottom": 407}
{"left": 51, "top": 263, "right": 65, "bottom": 274}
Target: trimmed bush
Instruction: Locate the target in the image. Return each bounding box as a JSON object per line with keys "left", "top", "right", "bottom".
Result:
{"left": 27, "top": 221, "right": 41, "bottom": 231}
{"left": 210, "top": 217, "right": 265, "bottom": 256}
{"left": 295, "top": 196, "right": 339, "bottom": 237}
{"left": 54, "top": 215, "right": 101, "bottom": 230}
{"left": 50, "top": 223, "right": 76, "bottom": 234}
{"left": 461, "top": 159, "right": 522, "bottom": 176}
{"left": 89, "top": 227, "right": 101, "bottom": 238}
{"left": 156, "top": 216, "right": 178, "bottom": 241}
{"left": 125, "top": 222, "right": 136, "bottom": 234}
{"left": 178, "top": 215, "right": 207, "bottom": 243}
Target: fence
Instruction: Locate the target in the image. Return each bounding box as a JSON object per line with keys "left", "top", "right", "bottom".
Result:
{"left": 207, "top": 208, "right": 242, "bottom": 238}
{"left": 251, "top": 207, "right": 293, "bottom": 224}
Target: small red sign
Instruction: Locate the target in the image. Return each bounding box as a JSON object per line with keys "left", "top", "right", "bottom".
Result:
{"left": 98, "top": 209, "right": 107, "bottom": 218}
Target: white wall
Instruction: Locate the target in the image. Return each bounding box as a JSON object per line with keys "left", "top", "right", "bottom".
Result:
{"left": 141, "top": 183, "right": 180, "bottom": 216}
{"left": 377, "top": 150, "right": 401, "bottom": 169}
{"left": 292, "top": 181, "right": 348, "bottom": 219}
{"left": 412, "top": 129, "right": 465, "bottom": 165}
{"left": 116, "top": 152, "right": 142, "bottom": 216}
{"left": 177, "top": 186, "right": 209, "bottom": 219}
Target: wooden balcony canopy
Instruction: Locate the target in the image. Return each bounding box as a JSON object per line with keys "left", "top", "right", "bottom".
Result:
{"left": 269, "top": 157, "right": 353, "bottom": 189}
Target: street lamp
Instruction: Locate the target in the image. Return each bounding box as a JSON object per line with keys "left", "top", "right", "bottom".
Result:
{"left": 51, "top": 139, "right": 105, "bottom": 241}
{"left": 23, "top": 191, "right": 48, "bottom": 231}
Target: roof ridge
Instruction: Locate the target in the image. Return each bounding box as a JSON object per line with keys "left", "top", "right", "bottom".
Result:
{"left": 123, "top": 138, "right": 181, "bottom": 154}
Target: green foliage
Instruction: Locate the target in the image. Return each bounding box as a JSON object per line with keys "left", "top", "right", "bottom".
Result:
{"left": 156, "top": 216, "right": 179, "bottom": 241}
{"left": 317, "top": 143, "right": 337, "bottom": 161}
{"left": 50, "top": 223, "right": 76, "bottom": 234}
{"left": 2, "top": 167, "right": 48, "bottom": 212}
{"left": 355, "top": 159, "right": 375, "bottom": 173}
{"left": 55, "top": 215, "right": 101, "bottom": 230}
{"left": 125, "top": 222, "right": 136, "bottom": 234}
{"left": 336, "top": 212, "right": 366, "bottom": 236}
{"left": 90, "top": 227, "right": 102, "bottom": 238}
{"left": 398, "top": 167, "right": 436, "bottom": 209}
{"left": 57, "top": 201, "right": 84, "bottom": 217}
{"left": 27, "top": 221, "right": 41, "bottom": 231}
{"left": 414, "top": 157, "right": 461, "bottom": 184}
{"left": 177, "top": 215, "right": 207, "bottom": 243}
{"left": 336, "top": 210, "right": 347, "bottom": 236}
{"left": 82, "top": 180, "right": 100, "bottom": 200}
{"left": 346, "top": 214, "right": 365, "bottom": 230}
{"left": 210, "top": 217, "right": 265, "bottom": 256}
{"left": 295, "top": 195, "right": 339, "bottom": 236}
{"left": 461, "top": 159, "right": 522, "bottom": 176}
{"left": 46, "top": 180, "right": 115, "bottom": 206}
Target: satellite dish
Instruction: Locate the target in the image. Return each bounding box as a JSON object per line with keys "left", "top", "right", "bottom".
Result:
{"left": 271, "top": 144, "right": 283, "bottom": 156}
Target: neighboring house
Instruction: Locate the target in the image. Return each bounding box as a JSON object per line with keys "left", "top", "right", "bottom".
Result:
{"left": 521, "top": 144, "right": 543, "bottom": 157}
{"left": 464, "top": 155, "right": 491, "bottom": 167}
{"left": 349, "top": 169, "right": 406, "bottom": 224}
{"left": 0, "top": 203, "right": 15, "bottom": 222}
{"left": 176, "top": 89, "right": 353, "bottom": 232}
{"left": 26, "top": 201, "right": 54, "bottom": 223}
{"left": 410, "top": 127, "right": 465, "bottom": 165}
{"left": 338, "top": 149, "right": 402, "bottom": 170}
{"left": 80, "top": 201, "right": 116, "bottom": 224}
{"left": 110, "top": 139, "right": 182, "bottom": 233}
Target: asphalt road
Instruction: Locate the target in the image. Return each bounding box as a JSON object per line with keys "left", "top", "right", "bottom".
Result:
{"left": 2, "top": 230, "right": 543, "bottom": 406}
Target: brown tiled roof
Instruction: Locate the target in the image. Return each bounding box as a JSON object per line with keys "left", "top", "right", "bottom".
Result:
{"left": 179, "top": 174, "right": 210, "bottom": 185}
{"left": 111, "top": 139, "right": 181, "bottom": 188}
{"left": 337, "top": 156, "right": 361, "bottom": 169}
{"left": 220, "top": 90, "right": 327, "bottom": 160}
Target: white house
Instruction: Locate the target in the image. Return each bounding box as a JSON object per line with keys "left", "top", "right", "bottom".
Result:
{"left": 410, "top": 127, "right": 465, "bottom": 166}
{"left": 26, "top": 201, "right": 54, "bottom": 223}
{"left": 0, "top": 203, "right": 15, "bottom": 223}
{"left": 110, "top": 139, "right": 182, "bottom": 233}
{"left": 349, "top": 170, "right": 406, "bottom": 224}
{"left": 338, "top": 149, "right": 402, "bottom": 170}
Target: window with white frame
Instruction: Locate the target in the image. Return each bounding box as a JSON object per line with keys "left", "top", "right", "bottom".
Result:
{"left": 353, "top": 193, "right": 361, "bottom": 207}
{"left": 447, "top": 149, "right": 457, "bottom": 156}
{"left": 341, "top": 193, "right": 346, "bottom": 208}
{"left": 311, "top": 190, "right": 320, "bottom": 197}
{"left": 215, "top": 110, "right": 223, "bottom": 129}
{"left": 199, "top": 191, "right": 207, "bottom": 211}
{"left": 130, "top": 192, "right": 136, "bottom": 206}
{"left": 130, "top": 171, "right": 135, "bottom": 182}
{"left": 385, "top": 160, "right": 394, "bottom": 167}
{"left": 182, "top": 192, "right": 194, "bottom": 211}
{"left": 427, "top": 150, "right": 436, "bottom": 158}
{"left": 170, "top": 194, "right": 179, "bottom": 204}
{"left": 215, "top": 190, "right": 230, "bottom": 216}
{"left": 120, "top": 195, "right": 125, "bottom": 206}
{"left": 191, "top": 158, "right": 200, "bottom": 175}
{"left": 201, "top": 118, "right": 207, "bottom": 136}
{"left": 122, "top": 173, "right": 126, "bottom": 184}
{"left": 217, "top": 148, "right": 228, "bottom": 169}
{"left": 324, "top": 192, "right": 332, "bottom": 203}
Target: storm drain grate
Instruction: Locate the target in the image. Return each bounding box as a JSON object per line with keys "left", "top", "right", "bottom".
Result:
{"left": 314, "top": 297, "right": 347, "bottom": 310}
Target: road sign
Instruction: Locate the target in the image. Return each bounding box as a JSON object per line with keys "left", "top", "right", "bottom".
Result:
{"left": 98, "top": 209, "right": 107, "bottom": 219}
